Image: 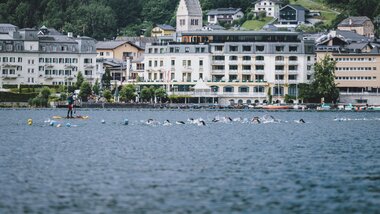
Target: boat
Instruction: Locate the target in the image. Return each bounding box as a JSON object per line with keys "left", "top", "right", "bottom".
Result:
{"left": 368, "top": 106, "right": 380, "bottom": 111}
{"left": 262, "top": 105, "right": 289, "bottom": 110}
{"left": 317, "top": 103, "right": 331, "bottom": 110}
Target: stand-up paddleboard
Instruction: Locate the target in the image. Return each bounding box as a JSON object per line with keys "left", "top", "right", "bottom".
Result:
{"left": 52, "top": 115, "right": 89, "bottom": 120}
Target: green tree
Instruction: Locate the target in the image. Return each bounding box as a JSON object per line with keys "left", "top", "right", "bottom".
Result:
{"left": 140, "top": 86, "right": 155, "bottom": 102}
{"left": 93, "top": 79, "right": 100, "bottom": 95}
{"left": 120, "top": 84, "right": 136, "bottom": 102}
{"left": 155, "top": 87, "right": 167, "bottom": 103}
{"left": 103, "top": 89, "right": 112, "bottom": 102}
{"left": 76, "top": 71, "right": 84, "bottom": 90}
{"left": 312, "top": 55, "right": 339, "bottom": 103}
{"left": 40, "top": 87, "right": 51, "bottom": 100}
{"left": 79, "top": 81, "right": 92, "bottom": 102}
{"left": 102, "top": 68, "right": 112, "bottom": 90}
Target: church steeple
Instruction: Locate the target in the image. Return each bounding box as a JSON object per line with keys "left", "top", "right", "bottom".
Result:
{"left": 176, "top": 0, "right": 203, "bottom": 32}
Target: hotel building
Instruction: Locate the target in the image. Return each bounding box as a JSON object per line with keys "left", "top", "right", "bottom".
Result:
{"left": 0, "top": 25, "right": 97, "bottom": 88}
{"left": 142, "top": 31, "right": 315, "bottom": 105}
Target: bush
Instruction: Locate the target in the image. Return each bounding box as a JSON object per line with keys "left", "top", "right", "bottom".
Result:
{"left": 0, "top": 92, "right": 39, "bottom": 102}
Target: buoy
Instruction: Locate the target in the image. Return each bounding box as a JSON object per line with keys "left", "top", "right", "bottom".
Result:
{"left": 65, "top": 123, "right": 71, "bottom": 127}
{"left": 49, "top": 120, "right": 57, "bottom": 126}
{"left": 101, "top": 119, "right": 106, "bottom": 124}
{"left": 124, "top": 119, "right": 129, "bottom": 125}
{"left": 27, "top": 119, "right": 33, "bottom": 126}
{"left": 56, "top": 124, "right": 62, "bottom": 128}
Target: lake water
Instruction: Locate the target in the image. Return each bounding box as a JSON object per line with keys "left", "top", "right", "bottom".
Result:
{"left": 0, "top": 109, "right": 379, "bottom": 213}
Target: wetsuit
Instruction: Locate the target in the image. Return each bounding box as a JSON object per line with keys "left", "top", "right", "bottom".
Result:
{"left": 67, "top": 96, "right": 74, "bottom": 118}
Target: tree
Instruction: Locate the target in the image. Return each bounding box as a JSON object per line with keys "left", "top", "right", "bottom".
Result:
{"left": 103, "top": 89, "right": 112, "bottom": 102}
{"left": 93, "top": 79, "right": 100, "bottom": 95}
{"left": 76, "top": 71, "right": 84, "bottom": 90}
{"left": 102, "top": 68, "right": 112, "bottom": 90}
{"left": 155, "top": 87, "right": 167, "bottom": 103}
{"left": 79, "top": 81, "right": 92, "bottom": 102}
{"left": 40, "top": 87, "right": 51, "bottom": 100}
{"left": 140, "top": 86, "right": 155, "bottom": 102}
{"left": 312, "top": 55, "right": 339, "bottom": 103}
{"left": 120, "top": 84, "right": 136, "bottom": 102}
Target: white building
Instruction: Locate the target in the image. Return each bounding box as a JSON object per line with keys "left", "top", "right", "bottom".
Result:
{"left": 0, "top": 25, "right": 97, "bottom": 88}
{"left": 176, "top": 0, "right": 203, "bottom": 32}
{"left": 142, "top": 31, "right": 315, "bottom": 105}
{"left": 252, "top": 0, "right": 283, "bottom": 18}
{"left": 207, "top": 8, "right": 244, "bottom": 24}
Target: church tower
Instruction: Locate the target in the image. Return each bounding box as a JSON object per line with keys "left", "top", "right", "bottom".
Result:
{"left": 176, "top": 0, "right": 203, "bottom": 32}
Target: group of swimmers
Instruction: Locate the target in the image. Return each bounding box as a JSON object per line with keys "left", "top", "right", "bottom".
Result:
{"left": 142, "top": 115, "right": 306, "bottom": 126}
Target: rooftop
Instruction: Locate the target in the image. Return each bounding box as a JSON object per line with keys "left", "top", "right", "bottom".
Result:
{"left": 207, "top": 8, "right": 242, "bottom": 16}
{"left": 338, "top": 16, "right": 372, "bottom": 27}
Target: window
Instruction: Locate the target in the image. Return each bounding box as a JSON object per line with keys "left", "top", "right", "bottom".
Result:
{"left": 243, "top": 65, "right": 251, "bottom": 70}
{"left": 275, "top": 46, "right": 284, "bottom": 52}
{"left": 255, "top": 75, "right": 264, "bottom": 81}
{"left": 256, "top": 56, "right": 264, "bottom": 61}
{"left": 229, "top": 46, "right": 238, "bottom": 52}
{"left": 288, "top": 75, "right": 297, "bottom": 80}
{"left": 289, "top": 65, "right": 298, "bottom": 70}
{"left": 229, "top": 56, "right": 238, "bottom": 61}
{"left": 185, "top": 47, "right": 190, "bottom": 53}
{"left": 215, "top": 46, "right": 223, "bottom": 51}
{"left": 199, "top": 60, "right": 203, "bottom": 67}
{"left": 180, "top": 19, "right": 185, "bottom": 26}
{"left": 187, "top": 60, "right": 191, "bottom": 67}
{"left": 85, "top": 70, "right": 92, "bottom": 75}
{"left": 275, "top": 74, "right": 284, "bottom": 80}
{"left": 243, "top": 56, "right": 251, "bottom": 61}
{"left": 175, "top": 47, "right": 179, "bottom": 53}
{"left": 289, "top": 56, "right": 298, "bottom": 61}
{"left": 229, "top": 65, "right": 238, "bottom": 70}
{"left": 84, "top": 58, "right": 92, "bottom": 63}
{"left": 171, "top": 60, "right": 175, "bottom": 66}
{"left": 289, "top": 46, "right": 298, "bottom": 52}
{"left": 243, "top": 46, "right": 251, "bottom": 52}
{"left": 256, "top": 46, "right": 264, "bottom": 52}
{"left": 10, "top": 57, "right": 15, "bottom": 62}
{"left": 307, "top": 56, "right": 311, "bottom": 61}
{"left": 182, "top": 60, "right": 186, "bottom": 67}
{"left": 149, "top": 60, "right": 152, "bottom": 67}
{"left": 3, "top": 57, "right": 8, "bottom": 62}
{"left": 213, "top": 56, "right": 225, "bottom": 61}
{"left": 256, "top": 65, "right": 264, "bottom": 70}
{"left": 275, "top": 65, "right": 284, "bottom": 70}
{"left": 160, "top": 61, "right": 163, "bottom": 67}
{"left": 154, "top": 61, "right": 158, "bottom": 67}
{"left": 275, "top": 56, "right": 284, "bottom": 61}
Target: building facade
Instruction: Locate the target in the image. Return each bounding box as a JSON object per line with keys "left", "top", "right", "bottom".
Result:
{"left": 276, "top": 5, "right": 308, "bottom": 28}
{"left": 142, "top": 31, "right": 315, "bottom": 105}
{"left": 0, "top": 25, "right": 97, "bottom": 88}
{"left": 207, "top": 8, "right": 244, "bottom": 24}
{"left": 252, "top": 0, "right": 282, "bottom": 18}
{"left": 151, "top": 25, "right": 176, "bottom": 37}
{"left": 337, "top": 16, "right": 375, "bottom": 38}
{"left": 316, "top": 31, "right": 380, "bottom": 105}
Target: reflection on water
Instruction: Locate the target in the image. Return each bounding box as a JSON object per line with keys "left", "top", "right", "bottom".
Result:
{"left": 0, "top": 109, "right": 379, "bottom": 213}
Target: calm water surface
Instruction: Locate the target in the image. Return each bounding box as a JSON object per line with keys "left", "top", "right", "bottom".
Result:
{"left": 0, "top": 109, "right": 379, "bottom": 213}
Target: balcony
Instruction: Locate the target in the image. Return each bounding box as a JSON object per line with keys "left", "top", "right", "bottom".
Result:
{"left": 242, "top": 70, "right": 252, "bottom": 74}
{"left": 288, "top": 70, "right": 298, "bottom": 74}
{"left": 275, "top": 61, "right": 285, "bottom": 65}
{"left": 255, "top": 70, "right": 265, "bottom": 73}
{"left": 45, "top": 75, "right": 54, "bottom": 79}
{"left": 288, "top": 61, "right": 298, "bottom": 65}
{"left": 2, "top": 63, "right": 18, "bottom": 68}
{"left": 288, "top": 80, "right": 298, "bottom": 84}
{"left": 242, "top": 61, "right": 251, "bottom": 65}
{"left": 211, "top": 70, "right": 225, "bottom": 74}
{"left": 84, "top": 64, "right": 94, "bottom": 68}
{"left": 45, "top": 64, "right": 54, "bottom": 68}
{"left": 2, "top": 74, "right": 18, "bottom": 79}
{"left": 255, "top": 60, "right": 265, "bottom": 65}
{"left": 275, "top": 70, "right": 285, "bottom": 74}
{"left": 85, "top": 75, "right": 94, "bottom": 80}
{"left": 212, "top": 60, "right": 225, "bottom": 65}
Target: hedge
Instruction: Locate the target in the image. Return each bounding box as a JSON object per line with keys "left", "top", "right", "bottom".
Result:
{"left": 0, "top": 92, "right": 39, "bottom": 102}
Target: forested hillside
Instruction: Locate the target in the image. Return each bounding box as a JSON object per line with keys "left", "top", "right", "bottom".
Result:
{"left": 0, "top": 0, "right": 378, "bottom": 40}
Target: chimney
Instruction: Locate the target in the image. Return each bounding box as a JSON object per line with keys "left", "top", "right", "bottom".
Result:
{"left": 68, "top": 32, "right": 73, "bottom": 37}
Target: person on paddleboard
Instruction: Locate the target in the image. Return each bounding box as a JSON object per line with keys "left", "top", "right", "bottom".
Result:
{"left": 67, "top": 93, "right": 74, "bottom": 118}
